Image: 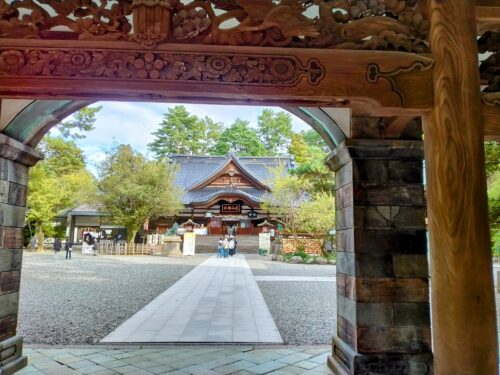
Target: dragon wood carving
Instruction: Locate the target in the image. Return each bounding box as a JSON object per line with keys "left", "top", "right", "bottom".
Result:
{"left": 0, "top": 0, "right": 429, "bottom": 52}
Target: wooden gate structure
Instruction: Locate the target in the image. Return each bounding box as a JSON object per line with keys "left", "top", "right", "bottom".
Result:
{"left": 0, "top": 0, "right": 499, "bottom": 374}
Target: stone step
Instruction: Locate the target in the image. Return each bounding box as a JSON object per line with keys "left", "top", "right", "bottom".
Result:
{"left": 195, "top": 235, "right": 259, "bottom": 253}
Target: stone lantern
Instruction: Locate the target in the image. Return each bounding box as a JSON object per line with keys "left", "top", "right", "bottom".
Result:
{"left": 131, "top": 0, "right": 178, "bottom": 48}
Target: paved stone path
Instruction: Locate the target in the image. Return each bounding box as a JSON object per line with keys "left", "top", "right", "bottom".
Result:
{"left": 101, "top": 255, "right": 282, "bottom": 344}
{"left": 254, "top": 276, "right": 335, "bottom": 282}
{"left": 18, "top": 346, "right": 332, "bottom": 375}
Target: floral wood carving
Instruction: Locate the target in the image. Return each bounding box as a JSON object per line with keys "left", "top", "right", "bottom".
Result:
{"left": 366, "top": 59, "right": 433, "bottom": 105}
{"left": 0, "top": 0, "right": 429, "bottom": 52}
{"left": 0, "top": 48, "right": 325, "bottom": 86}
{"left": 479, "top": 31, "right": 499, "bottom": 93}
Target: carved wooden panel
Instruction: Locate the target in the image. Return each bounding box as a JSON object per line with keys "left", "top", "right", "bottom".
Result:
{"left": 0, "top": 47, "right": 324, "bottom": 86}
{"left": 0, "top": 0, "right": 429, "bottom": 52}
{"left": 479, "top": 31, "right": 499, "bottom": 93}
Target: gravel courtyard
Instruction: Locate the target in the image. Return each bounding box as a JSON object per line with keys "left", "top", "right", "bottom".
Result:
{"left": 18, "top": 252, "right": 208, "bottom": 345}
{"left": 245, "top": 255, "right": 337, "bottom": 345}
{"left": 18, "top": 251, "right": 336, "bottom": 346}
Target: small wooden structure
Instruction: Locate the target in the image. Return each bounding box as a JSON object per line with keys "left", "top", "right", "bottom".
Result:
{"left": 0, "top": 1, "right": 499, "bottom": 374}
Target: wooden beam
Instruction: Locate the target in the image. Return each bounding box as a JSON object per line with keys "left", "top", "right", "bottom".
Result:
{"left": 476, "top": 5, "right": 500, "bottom": 33}
{"left": 424, "top": 1, "right": 498, "bottom": 375}
{"left": 383, "top": 115, "right": 419, "bottom": 138}
{"left": 483, "top": 93, "right": 500, "bottom": 140}
{"left": 0, "top": 39, "right": 434, "bottom": 115}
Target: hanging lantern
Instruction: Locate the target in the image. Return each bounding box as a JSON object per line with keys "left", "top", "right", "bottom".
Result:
{"left": 131, "top": 0, "right": 177, "bottom": 48}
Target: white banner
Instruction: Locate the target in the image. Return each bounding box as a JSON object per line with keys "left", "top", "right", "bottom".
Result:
{"left": 183, "top": 232, "right": 196, "bottom": 256}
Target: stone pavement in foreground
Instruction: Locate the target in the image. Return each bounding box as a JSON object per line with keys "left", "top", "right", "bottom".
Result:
{"left": 102, "top": 255, "right": 282, "bottom": 344}
{"left": 18, "top": 346, "right": 332, "bottom": 375}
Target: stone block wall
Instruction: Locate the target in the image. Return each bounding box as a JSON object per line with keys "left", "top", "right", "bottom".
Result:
{"left": 281, "top": 237, "right": 323, "bottom": 255}
{"left": 327, "top": 139, "right": 433, "bottom": 375}
{"left": 0, "top": 134, "right": 42, "bottom": 374}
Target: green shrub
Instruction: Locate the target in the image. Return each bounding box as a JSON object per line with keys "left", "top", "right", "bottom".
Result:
{"left": 293, "top": 250, "right": 309, "bottom": 260}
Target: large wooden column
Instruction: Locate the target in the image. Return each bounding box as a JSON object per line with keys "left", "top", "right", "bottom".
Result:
{"left": 327, "top": 138, "right": 433, "bottom": 375}
{"left": 0, "top": 134, "right": 41, "bottom": 375}
{"left": 424, "top": 1, "right": 498, "bottom": 374}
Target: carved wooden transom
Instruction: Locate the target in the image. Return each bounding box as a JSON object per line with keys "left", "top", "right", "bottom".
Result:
{"left": 479, "top": 31, "right": 499, "bottom": 94}
{"left": 0, "top": 0, "right": 429, "bottom": 52}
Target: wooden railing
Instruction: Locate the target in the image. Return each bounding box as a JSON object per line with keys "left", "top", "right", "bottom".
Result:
{"left": 96, "top": 242, "right": 152, "bottom": 256}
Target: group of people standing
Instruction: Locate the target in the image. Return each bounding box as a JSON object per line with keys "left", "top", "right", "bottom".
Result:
{"left": 217, "top": 235, "right": 237, "bottom": 258}
{"left": 53, "top": 238, "right": 74, "bottom": 259}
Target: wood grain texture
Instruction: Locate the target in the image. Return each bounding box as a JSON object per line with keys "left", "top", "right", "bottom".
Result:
{"left": 0, "top": 39, "right": 434, "bottom": 115}
{"left": 425, "top": 1, "right": 498, "bottom": 374}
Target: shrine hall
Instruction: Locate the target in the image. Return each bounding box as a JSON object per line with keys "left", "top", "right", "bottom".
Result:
{"left": 162, "top": 153, "right": 293, "bottom": 236}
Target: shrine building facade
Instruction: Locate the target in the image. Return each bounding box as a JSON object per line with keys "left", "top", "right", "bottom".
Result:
{"left": 151, "top": 153, "right": 293, "bottom": 236}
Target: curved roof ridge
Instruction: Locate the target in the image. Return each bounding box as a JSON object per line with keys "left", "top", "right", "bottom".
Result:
{"left": 190, "top": 187, "right": 262, "bottom": 204}
{"left": 185, "top": 152, "right": 270, "bottom": 191}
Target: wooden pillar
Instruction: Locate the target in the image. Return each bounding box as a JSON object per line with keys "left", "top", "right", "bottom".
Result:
{"left": 0, "top": 134, "right": 42, "bottom": 375}
{"left": 424, "top": 1, "right": 498, "bottom": 374}
{"left": 327, "top": 138, "right": 433, "bottom": 375}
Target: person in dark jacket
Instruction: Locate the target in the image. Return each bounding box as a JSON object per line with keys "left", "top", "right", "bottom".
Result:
{"left": 53, "top": 238, "right": 62, "bottom": 259}
{"left": 65, "top": 238, "right": 73, "bottom": 260}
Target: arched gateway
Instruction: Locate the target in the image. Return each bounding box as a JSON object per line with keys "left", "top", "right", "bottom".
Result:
{"left": 0, "top": 1, "right": 499, "bottom": 374}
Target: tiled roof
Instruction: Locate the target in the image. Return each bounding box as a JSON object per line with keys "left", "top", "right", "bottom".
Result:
{"left": 171, "top": 153, "right": 292, "bottom": 191}
{"left": 183, "top": 187, "right": 267, "bottom": 205}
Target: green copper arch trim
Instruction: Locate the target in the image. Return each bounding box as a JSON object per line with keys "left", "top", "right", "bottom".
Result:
{"left": 286, "top": 107, "right": 347, "bottom": 149}
{"left": 3, "top": 100, "right": 89, "bottom": 146}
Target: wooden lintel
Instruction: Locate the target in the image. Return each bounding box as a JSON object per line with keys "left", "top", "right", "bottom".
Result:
{"left": 0, "top": 39, "right": 434, "bottom": 115}
{"left": 476, "top": 5, "right": 500, "bottom": 34}
{"left": 383, "top": 115, "right": 419, "bottom": 138}
{"left": 483, "top": 92, "right": 500, "bottom": 140}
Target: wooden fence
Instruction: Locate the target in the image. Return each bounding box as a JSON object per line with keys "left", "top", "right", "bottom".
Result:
{"left": 97, "top": 242, "right": 152, "bottom": 255}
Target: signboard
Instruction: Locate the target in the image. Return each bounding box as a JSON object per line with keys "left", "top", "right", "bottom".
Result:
{"left": 183, "top": 232, "right": 196, "bottom": 256}
{"left": 259, "top": 232, "right": 271, "bottom": 253}
{"left": 221, "top": 204, "right": 241, "bottom": 214}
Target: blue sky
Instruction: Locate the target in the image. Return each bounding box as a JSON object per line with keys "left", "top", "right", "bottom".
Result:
{"left": 58, "top": 101, "right": 311, "bottom": 172}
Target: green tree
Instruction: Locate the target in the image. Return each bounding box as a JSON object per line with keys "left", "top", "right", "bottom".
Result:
{"left": 58, "top": 106, "right": 102, "bottom": 140}
{"left": 296, "top": 191, "right": 336, "bottom": 235}
{"left": 38, "top": 136, "right": 85, "bottom": 175}
{"left": 148, "top": 106, "right": 223, "bottom": 158}
{"left": 485, "top": 141, "right": 500, "bottom": 180}
{"left": 261, "top": 166, "right": 312, "bottom": 235}
{"left": 27, "top": 137, "right": 96, "bottom": 251}
{"left": 288, "top": 133, "right": 310, "bottom": 165}
{"left": 98, "top": 145, "right": 183, "bottom": 244}
{"left": 257, "top": 109, "right": 293, "bottom": 155}
{"left": 199, "top": 116, "right": 224, "bottom": 154}
{"left": 211, "top": 119, "right": 266, "bottom": 156}
{"left": 288, "top": 130, "right": 334, "bottom": 193}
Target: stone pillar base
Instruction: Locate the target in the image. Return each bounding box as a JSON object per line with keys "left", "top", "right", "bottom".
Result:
{"left": 328, "top": 337, "right": 433, "bottom": 375}
{"left": 0, "top": 336, "right": 28, "bottom": 375}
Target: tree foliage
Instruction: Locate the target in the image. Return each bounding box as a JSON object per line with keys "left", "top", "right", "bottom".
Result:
{"left": 148, "top": 106, "right": 224, "bottom": 159}
{"left": 485, "top": 141, "right": 500, "bottom": 180}
{"left": 295, "top": 191, "right": 336, "bottom": 234}
{"left": 288, "top": 130, "right": 334, "bottom": 193}
{"left": 261, "top": 167, "right": 311, "bottom": 234}
{"left": 98, "top": 145, "right": 183, "bottom": 244}
{"left": 27, "top": 136, "right": 96, "bottom": 250}
{"left": 58, "top": 106, "right": 102, "bottom": 140}
{"left": 211, "top": 119, "right": 266, "bottom": 156}
{"left": 262, "top": 166, "right": 335, "bottom": 235}
{"left": 257, "top": 109, "right": 293, "bottom": 155}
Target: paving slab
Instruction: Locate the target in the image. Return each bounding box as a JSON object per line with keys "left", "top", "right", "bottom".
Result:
{"left": 19, "top": 346, "right": 332, "bottom": 375}
{"left": 253, "top": 276, "right": 335, "bottom": 282}
{"left": 101, "top": 255, "right": 282, "bottom": 344}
